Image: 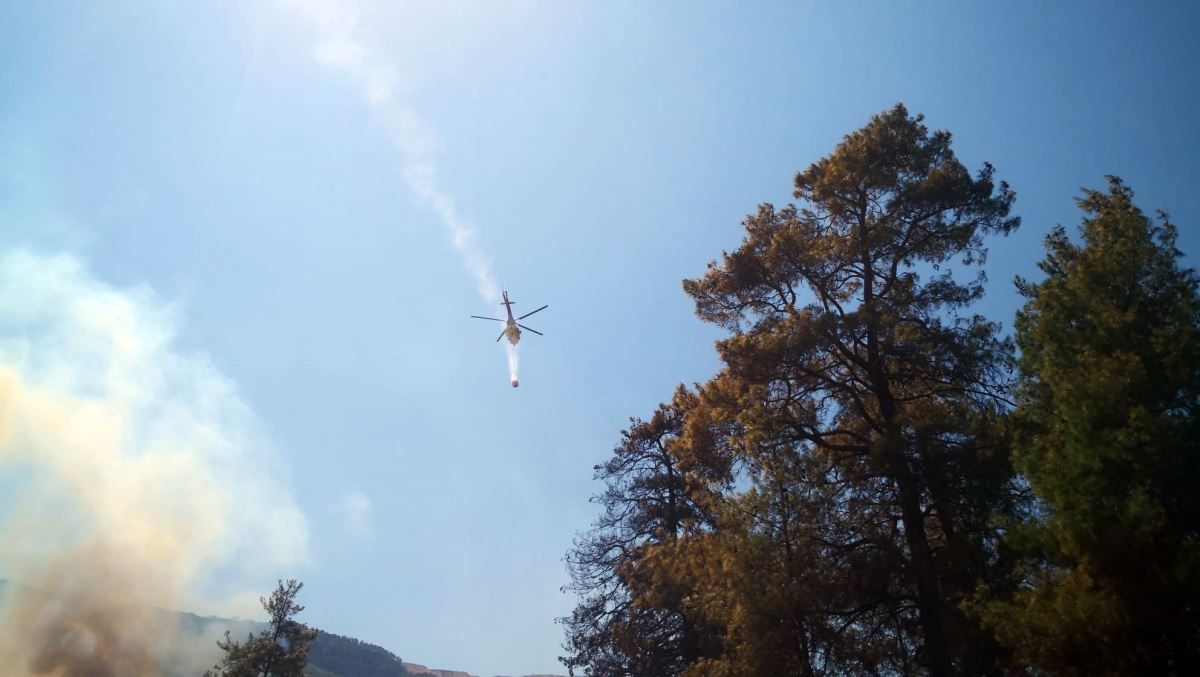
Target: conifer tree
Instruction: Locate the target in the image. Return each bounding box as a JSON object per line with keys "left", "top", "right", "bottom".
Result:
{"left": 561, "top": 392, "right": 721, "bottom": 676}
{"left": 207, "top": 579, "right": 318, "bottom": 677}
{"left": 980, "top": 178, "right": 1200, "bottom": 674}
{"left": 678, "top": 104, "right": 1021, "bottom": 676}
{"left": 565, "top": 104, "right": 1025, "bottom": 676}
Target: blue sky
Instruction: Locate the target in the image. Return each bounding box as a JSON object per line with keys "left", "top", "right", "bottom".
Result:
{"left": 0, "top": 1, "right": 1196, "bottom": 674}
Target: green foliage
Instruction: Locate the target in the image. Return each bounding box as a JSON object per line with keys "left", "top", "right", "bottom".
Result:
{"left": 207, "top": 579, "right": 319, "bottom": 677}
{"left": 305, "top": 630, "right": 411, "bottom": 677}
{"left": 979, "top": 178, "right": 1200, "bottom": 674}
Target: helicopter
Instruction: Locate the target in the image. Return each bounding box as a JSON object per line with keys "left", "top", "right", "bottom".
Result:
{"left": 471, "top": 290, "right": 548, "bottom": 347}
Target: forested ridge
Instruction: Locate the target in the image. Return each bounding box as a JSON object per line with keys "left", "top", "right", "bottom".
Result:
{"left": 561, "top": 104, "right": 1200, "bottom": 676}
{"left": 175, "top": 609, "right": 410, "bottom": 677}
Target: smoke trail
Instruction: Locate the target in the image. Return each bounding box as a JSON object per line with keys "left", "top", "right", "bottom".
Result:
{"left": 280, "top": 0, "right": 499, "bottom": 302}
{"left": 280, "top": 0, "right": 518, "bottom": 383}
{"left": 0, "top": 250, "right": 308, "bottom": 675}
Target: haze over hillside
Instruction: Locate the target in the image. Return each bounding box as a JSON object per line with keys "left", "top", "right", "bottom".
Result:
{"left": 174, "top": 607, "right": 564, "bottom": 677}
{"left": 0, "top": 581, "right": 560, "bottom": 677}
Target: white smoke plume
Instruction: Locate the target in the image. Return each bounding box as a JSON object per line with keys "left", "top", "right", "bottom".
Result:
{"left": 0, "top": 250, "right": 308, "bottom": 675}
{"left": 280, "top": 0, "right": 519, "bottom": 384}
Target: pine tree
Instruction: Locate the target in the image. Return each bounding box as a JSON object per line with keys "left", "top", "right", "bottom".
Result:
{"left": 564, "top": 104, "right": 1025, "bottom": 676}
{"left": 206, "top": 579, "right": 318, "bottom": 677}
{"left": 677, "top": 103, "right": 1021, "bottom": 675}
{"left": 980, "top": 178, "right": 1200, "bottom": 674}
{"left": 560, "top": 392, "right": 721, "bottom": 676}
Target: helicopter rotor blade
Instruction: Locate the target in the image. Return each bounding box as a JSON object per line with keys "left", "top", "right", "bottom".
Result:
{"left": 496, "top": 330, "right": 506, "bottom": 342}
{"left": 517, "top": 323, "right": 543, "bottom": 336}
{"left": 517, "top": 305, "right": 548, "bottom": 320}
{"left": 471, "top": 315, "right": 505, "bottom": 322}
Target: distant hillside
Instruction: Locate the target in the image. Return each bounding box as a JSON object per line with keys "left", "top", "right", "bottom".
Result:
{"left": 0, "top": 583, "right": 561, "bottom": 677}
{"left": 177, "top": 611, "right": 410, "bottom": 676}
{"left": 176, "top": 610, "right": 564, "bottom": 677}
{"left": 307, "top": 628, "right": 411, "bottom": 676}
{"left": 402, "top": 663, "right": 471, "bottom": 677}
{"left": 399, "top": 664, "right": 566, "bottom": 677}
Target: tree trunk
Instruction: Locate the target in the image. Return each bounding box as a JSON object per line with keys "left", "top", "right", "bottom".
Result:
{"left": 891, "top": 450, "right": 952, "bottom": 677}
{"left": 862, "top": 238, "right": 952, "bottom": 677}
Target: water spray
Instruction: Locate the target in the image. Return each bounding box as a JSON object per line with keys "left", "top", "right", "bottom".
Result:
{"left": 507, "top": 343, "right": 520, "bottom": 388}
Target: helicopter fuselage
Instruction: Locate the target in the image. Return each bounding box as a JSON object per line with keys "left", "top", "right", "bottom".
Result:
{"left": 504, "top": 321, "right": 521, "bottom": 345}
{"left": 501, "top": 296, "right": 521, "bottom": 345}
